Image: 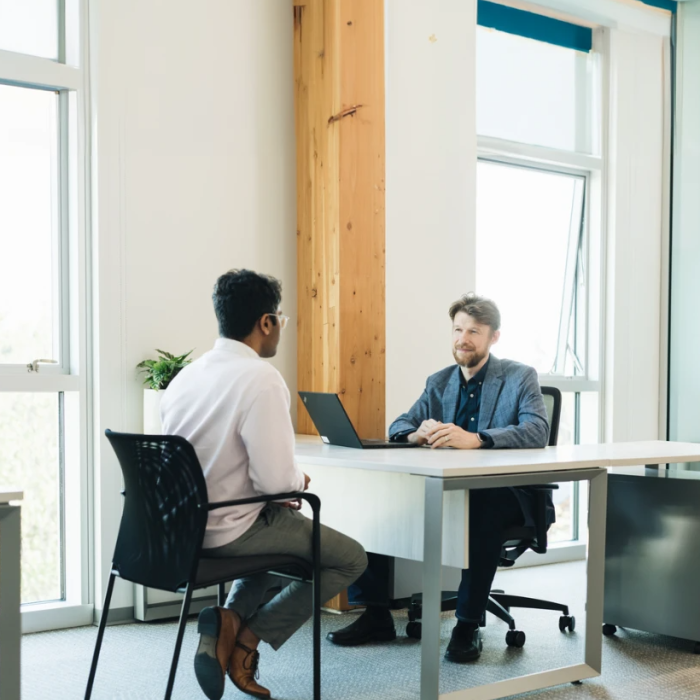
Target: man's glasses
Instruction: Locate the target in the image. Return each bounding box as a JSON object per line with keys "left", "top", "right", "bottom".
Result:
{"left": 275, "top": 312, "right": 290, "bottom": 330}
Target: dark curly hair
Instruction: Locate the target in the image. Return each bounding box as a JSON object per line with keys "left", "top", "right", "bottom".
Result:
{"left": 212, "top": 269, "right": 282, "bottom": 340}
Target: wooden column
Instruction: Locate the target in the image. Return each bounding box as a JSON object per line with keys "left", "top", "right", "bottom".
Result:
{"left": 294, "top": 0, "right": 386, "bottom": 439}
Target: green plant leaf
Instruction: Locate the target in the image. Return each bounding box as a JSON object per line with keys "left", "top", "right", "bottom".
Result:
{"left": 136, "top": 349, "right": 194, "bottom": 390}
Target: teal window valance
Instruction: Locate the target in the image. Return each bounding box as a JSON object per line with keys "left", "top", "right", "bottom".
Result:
{"left": 477, "top": 1, "right": 592, "bottom": 52}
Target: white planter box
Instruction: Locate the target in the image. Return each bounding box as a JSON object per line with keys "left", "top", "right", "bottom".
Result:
{"left": 143, "top": 389, "right": 163, "bottom": 434}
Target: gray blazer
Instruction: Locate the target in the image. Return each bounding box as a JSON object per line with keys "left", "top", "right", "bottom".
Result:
{"left": 389, "top": 356, "right": 552, "bottom": 526}
{"left": 389, "top": 355, "right": 549, "bottom": 448}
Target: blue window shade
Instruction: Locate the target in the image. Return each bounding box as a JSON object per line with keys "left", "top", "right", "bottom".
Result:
{"left": 477, "top": 1, "right": 592, "bottom": 53}
{"left": 638, "top": 0, "right": 676, "bottom": 12}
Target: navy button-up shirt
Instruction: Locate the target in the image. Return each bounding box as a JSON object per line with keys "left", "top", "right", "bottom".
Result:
{"left": 455, "top": 359, "right": 493, "bottom": 447}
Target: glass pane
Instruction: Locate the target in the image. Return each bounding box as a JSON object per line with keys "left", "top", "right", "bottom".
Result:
{"left": 0, "top": 392, "right": 62, "bottom": 604}
{"left": 0, "top": 85, "right": 59, "bottom": 365}
{"left": 0, "top": 0, "right": 58, "bottom": 59}
{"left": 476, "top": 161, "right": 584, "bottom": 374}
{"left": 548, "top": 392, "right": 575, "bottom": 543}
{"left": 477, "top": 27, "right": 598, "bottom": 154}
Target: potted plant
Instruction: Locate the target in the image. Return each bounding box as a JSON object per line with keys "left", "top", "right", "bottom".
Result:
{"left": 137, "top": 349, "right": 193, "bottom": 433}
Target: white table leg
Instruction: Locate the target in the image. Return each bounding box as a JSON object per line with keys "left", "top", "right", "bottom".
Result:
{"left": 585, "top": 468, "right": 608, "bottom": 672}
{"left": 0, "top": 505, "right": 21, "bottom": 700}
{"left": 424, "top": 468, "right": 606, "bottom": 700}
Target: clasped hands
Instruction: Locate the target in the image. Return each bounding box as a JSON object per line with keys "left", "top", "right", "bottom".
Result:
{"left": 280, "top": 471, "right": 311, "bottom": 510}
{"left": 408, "top": 419, "right": 482, "bottom": 449}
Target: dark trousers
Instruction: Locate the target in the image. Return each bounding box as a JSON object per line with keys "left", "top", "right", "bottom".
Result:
{"left": 348, "top": 488, "right": 525, "bottom": 623}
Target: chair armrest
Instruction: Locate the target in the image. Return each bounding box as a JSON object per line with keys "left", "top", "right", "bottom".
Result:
{"left": 208, "top": 492, "right": 320, "bottom": 514}
{"left": 207, "top": 492, "right": 322, "bottom": 615}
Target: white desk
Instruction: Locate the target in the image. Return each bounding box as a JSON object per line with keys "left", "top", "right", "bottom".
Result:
{"left": 0, "top": 489, "right": 22, "bottom": 700}
{"left": 295, "top": 438, "right": 700, "bottom": 700}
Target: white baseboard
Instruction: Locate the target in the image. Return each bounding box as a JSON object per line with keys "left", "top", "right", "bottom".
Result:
{"left": 21, "top": 603, "right": 93, "bottom": 634}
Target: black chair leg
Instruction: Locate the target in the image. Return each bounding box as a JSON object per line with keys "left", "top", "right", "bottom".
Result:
{"left": 312, "top": 577, "right": 321, "bottom": 700}
{"left": 164, "top": 585, "right": 194, "bottom": 700}
{"left": 309, "top": 498, "right": 322, "bottom": 700}
{"left": 486, "top": 596, "right": 516, "bottom": 630}
{"left": 85, "top": 573, "right": 116, "bottom": 699}
{"left": 491, "top": 593, "right": 569, "bottom": 616}
{"left": 218, "top": 582, "right": 226, "bottom": 607}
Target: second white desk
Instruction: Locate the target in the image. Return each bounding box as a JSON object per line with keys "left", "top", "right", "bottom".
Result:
{"left": 296, "top": 438, "right": 700, "bottom": 700}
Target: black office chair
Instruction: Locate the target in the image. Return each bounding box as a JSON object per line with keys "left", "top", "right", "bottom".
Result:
{"left": 405, "top": 386, "right": 575, "bottom": 648}
{"left": 85, "top": 430, "right": 322, "bottom": 700}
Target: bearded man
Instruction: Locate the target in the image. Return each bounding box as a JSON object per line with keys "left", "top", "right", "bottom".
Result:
{"left": 327, "top": 293, "right": 552, "bottom": 663}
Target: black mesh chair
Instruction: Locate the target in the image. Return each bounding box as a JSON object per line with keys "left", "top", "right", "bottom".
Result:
{"left": 85, "top": 430, "right": 322, "bottom": 700}
{"left": 405, "top": 386, "right": 575, "bottom": 648}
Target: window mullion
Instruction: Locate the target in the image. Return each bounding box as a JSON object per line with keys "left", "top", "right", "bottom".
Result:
{"left": 477, "top": 137, "right": 603, "bottom": 173}
{"left": 0, "top": 375, "right": 80, "bottom": 392}
{"left": 57, "top": 0, "right": 67, "bottom": 65}
{"left": 58, "top": 90, "right": 71, "bottom": 372}
{"left": 0, "top": 50, "right": 81, "bottom": 91}
{"left": 554, "top": 178, "right": 586, "bottom": 374}
{"left": 58, "top": 391, "right": 67, "bottom": 600}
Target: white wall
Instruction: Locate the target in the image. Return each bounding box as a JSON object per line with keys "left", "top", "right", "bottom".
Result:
{"left": 86, "top": 0, "right": 672, "bottom": 614}
{"left": 90, "top": 0, "right": 296, "bottom": 612}
{"left": 385, "top": 0, "right": 478, "bottom": 428}
{"left": 604, "top": 28, "right": 667, "bottom": 442}
{"left": 669, "top": 0, "right": 700, "bottom": 446}
{"left": 385, "top": 1, "right": 670, "bottom": 443}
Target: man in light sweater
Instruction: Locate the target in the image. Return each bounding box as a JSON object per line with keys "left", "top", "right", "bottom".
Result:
{"left": 161, "top": 269, "right": 367, "bottom": 700}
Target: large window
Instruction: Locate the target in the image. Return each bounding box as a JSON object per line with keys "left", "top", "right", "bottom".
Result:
{"left": 0, "top": 1, "right": 89, "bottom": 621}
{"left": 0, "top": 0, "right": 59, "bottom": 59}
{"left": 477, "top": 27, "right": 599, "bottom": 155}
{"left": 477, "top": 160, "right": 587, "bottom": 376}
{"left": 0, "top": 85, "right": 60, "bottom": 366}
{"left": 476, "top": 22, "right": 603, "bottom": 547}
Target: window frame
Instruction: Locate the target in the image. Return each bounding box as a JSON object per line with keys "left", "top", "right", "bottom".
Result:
{"left": 476, "top": 23, "right": 602, "bottom": 157}
{"left": 477, "top": 136, "right": 603, "bottom": 398}
{"left": 0, "top": 83, "right": 72, "bottom": 379}
{"left": 477, "top": 136, "right": 605, "bottom": 550}
{"left": 477, "top": 154, "right": 590, "bottom": 381}
{"left": 0, "top": 0, "right": 93, "bottom": 630}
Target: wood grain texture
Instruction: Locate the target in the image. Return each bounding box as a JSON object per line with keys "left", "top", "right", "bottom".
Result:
{"left": 294, "top": 0, "right": 386, "bottom": 438}
{"left": 323, "top": 589, "right": 361, "bottom": 612}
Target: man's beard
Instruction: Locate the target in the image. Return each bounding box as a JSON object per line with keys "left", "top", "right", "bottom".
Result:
{"left": 453, "top": 346, "right": 488, "bottom": 368}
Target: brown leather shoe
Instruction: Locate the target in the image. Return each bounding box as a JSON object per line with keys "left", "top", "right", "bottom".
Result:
{"left": 194, "top": 607, "right": 241, "bottom": 700}
{"left": 228, "top": 641, "right": 271, "bottom": 699}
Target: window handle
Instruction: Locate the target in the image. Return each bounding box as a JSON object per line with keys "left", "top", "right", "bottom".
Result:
{"left": 27, "top": 359, "right": 58, "bottom": 373}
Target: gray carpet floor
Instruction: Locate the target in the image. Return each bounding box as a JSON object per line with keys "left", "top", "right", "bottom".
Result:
{"left": 22, "top": 562, "right": 700, "bottom": 699}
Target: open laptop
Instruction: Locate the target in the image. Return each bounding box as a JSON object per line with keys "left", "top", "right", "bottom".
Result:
{"left": 298, "top": 392, "right": 419, "bottom": 449}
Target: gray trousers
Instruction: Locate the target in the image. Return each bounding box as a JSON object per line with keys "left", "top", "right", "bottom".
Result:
{"left": 203, "top": 503, "right": 368, "bottom": 650}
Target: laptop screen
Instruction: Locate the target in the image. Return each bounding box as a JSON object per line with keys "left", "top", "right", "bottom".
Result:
{"left": 298, "top": 392, "right": 364, "bottom": 448}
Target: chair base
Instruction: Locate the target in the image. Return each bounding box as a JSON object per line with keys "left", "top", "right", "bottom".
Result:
{"left": 407, "top": 589, "right": 572, "bottom": 639}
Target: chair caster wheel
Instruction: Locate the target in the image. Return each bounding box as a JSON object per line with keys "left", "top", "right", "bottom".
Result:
{"left": 505, "top": 630, "right": 526, "bottom": 648}
{"left": 693, "top": 641, "right": 700, "bottom": 655}
{"left": 572, "top": 680, "right": 584, "bottom": 686}
{"left": 406, "top": 621, "right": 422, "bottom": 640}
{"left": 602, "top": 623, "right": 617, "bottom": 636}
{"left": 559, "top": 615, "right": 576, "bottom": 633}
